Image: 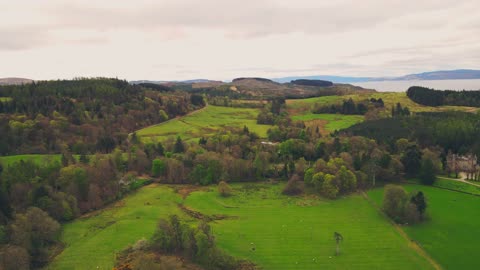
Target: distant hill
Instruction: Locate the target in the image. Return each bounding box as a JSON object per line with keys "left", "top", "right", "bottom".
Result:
{"left": 130, "top": 79, "right": 222, "bottom": 85}
{"left": 272, "top": 69, "right": 480, "bottom": 83}
{"left": 394, "top": 69, "right": 480, "bottom": 80}
{"left": 232, "top": 77, "right": 274, "bottom": 83}
{"left": 0, "top": 77, "right": 33, "bottom": 85}
{"left": 273, "top": 75, "right": 372, "bottom": 84}
{"left": 290, "top": 79, "right": 333, "bottom": 87}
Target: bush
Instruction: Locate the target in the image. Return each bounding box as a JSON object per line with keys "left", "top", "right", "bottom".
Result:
{"left": 282, "top": 174, "right": 304, "bottom": 195}
{"left": 383, "top": 185, "right": 428, "bottom": 224}
{"left": 218, "top": 181, "right": 232, "bottom": 197}
{"left": 383, "top": 185, "right": 407, "bottom": 223}
{"left": 0, "top": 245, "right": 30, "bottom": 270}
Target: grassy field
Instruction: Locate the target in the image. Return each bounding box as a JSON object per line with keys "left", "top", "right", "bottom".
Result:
{"left": 434, "top": 178, "right": 480, "bottom": 195}
{"left": 286, "top": 92, "right": 477, "bottom": 135}
{"left": 0, "top": 97, "right": 12, "bottom": 102}
{"left": 368, "top": 184, "right": 480, "bottom": 269}
{"left": 0, "top": 154, "right": 62, "bottom": 167}
{"left": 287, "top": 92, "right": 477, "bottom": 116}
{"left": 292, "top": 113, "right": 364, "bottom": 133}
{"left": 48, "top": 183, "right": 434, "bottom": 270}
{"left": 48, "top": 185, "right": 187, "bottom": 270}
{"left": 184, "top": 184, "right": 433, "bottom": 270}
{"left": 137, "top": 105, "right": 271, "bottom": 142}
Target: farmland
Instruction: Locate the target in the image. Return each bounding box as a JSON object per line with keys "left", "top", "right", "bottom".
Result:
{"left": 0, "top": 154, "right": 62, "bottom": 167}
{"left": 48, "top": 185, "right": 187, "bottom": 270}
{"left": 48, "top": 183, "right": 434, "bottom": 270}
{"left": 136, "top": 105, "right": 271, "bottom": 142}
{"left": 292, "top": 113, "right": 364, "bottom": 133}
{"left": 287, "top": 92, "right": 478, "bottom": 116}
{"left": 368, "top": 184, "right": 480, "bottom": 269}
{"left": 286, "top": 92, "right": 477, "bottom": 134}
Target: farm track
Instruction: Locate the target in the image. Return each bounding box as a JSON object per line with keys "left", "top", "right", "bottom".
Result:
{"left": 361, "top": 191, "right": 443, "bottom": 270}
{"left": 438, "top": 176, "right": 480, "bottom": 187}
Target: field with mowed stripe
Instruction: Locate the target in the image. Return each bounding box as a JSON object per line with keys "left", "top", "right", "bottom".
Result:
{"left": 136, "top": 105, "right": 271, "bottom": 142}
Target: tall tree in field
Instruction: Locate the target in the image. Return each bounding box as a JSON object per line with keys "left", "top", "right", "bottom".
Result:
{"left": 410, "top": 191, "right": 427, "bottom": 219}
{"left": 334, "top": 232, "right": 343, "bottom": 256}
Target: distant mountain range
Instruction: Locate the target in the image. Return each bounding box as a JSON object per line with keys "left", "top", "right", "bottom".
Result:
{"left": 272, "top": 69, "right": 480, "bottom": 83}
{"left": 3, "top": 69, "right": 480, "bottom": 86}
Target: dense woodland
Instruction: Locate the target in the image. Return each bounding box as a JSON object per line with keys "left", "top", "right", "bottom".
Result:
{"left": 407, "top": 86, "right": 480, "bottom": 107}
{"left": 290, "top": 79, "right": 333, "bottom": 87}
{"left": 0, "top": 78, "right": 478, "bottom": 269}
{"left": 0, "top": 79, "right": 204, "bottom": 155}
{"left": 313, "top": 98, "right": 384, "bottom": 115}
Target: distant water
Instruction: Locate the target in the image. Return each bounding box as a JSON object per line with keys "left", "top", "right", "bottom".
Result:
{"left": 352, "top": 79, "right": 480, "bottom": 92}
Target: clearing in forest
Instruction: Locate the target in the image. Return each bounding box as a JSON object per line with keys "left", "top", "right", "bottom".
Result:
{"left": 136, "top": 105, "right": 271, "bottom": 142}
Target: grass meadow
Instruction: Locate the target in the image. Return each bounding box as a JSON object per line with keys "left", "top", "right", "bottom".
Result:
{"left": 0, "top": 154, "right": 62, "bottom": 167}
{"left": 136, "top": 105, "right": 271, "bottom": 142}
{"left": 368, "top": 184, "right": 480, "bottom": 269}
{"left": 49, "top": 183, "right": 435, "bottom": 270}
{"left": 292, "top": 113, "right": 364, "bottom": 133}
{"left": 185, "top": 184, "right": 432, "bottom": 270}
{"left": 287, "top": 92, "right": 478, "bottom": 116}
{"left": 48, "top": 185, "right": 187, "bottom": 270}
{"left": 286, "top": 92, "right": 477, "bottom": 134}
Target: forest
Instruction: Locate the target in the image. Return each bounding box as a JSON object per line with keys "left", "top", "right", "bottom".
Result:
{"left": 0, "top": 78, "right": 204, "bottom": 155}
{"left": 407, "top": 86, "right": 480, "bottom": 107}
{"left": 0, "top": 78, "right": 479, "bottom": 269}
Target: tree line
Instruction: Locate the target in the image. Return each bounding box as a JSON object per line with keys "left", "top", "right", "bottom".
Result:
{"left": 312, "top": 98, "right": 384, "bottom": 115}
{"left": 0, "top": 78, "right": 205, "bottom": 155}
{"left": 407, "top": 86, "right": 480, "bottom": 107}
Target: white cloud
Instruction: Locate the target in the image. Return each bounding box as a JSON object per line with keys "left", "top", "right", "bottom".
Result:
{"left": 0, "top": 0, "right": 479, "bottom": 80}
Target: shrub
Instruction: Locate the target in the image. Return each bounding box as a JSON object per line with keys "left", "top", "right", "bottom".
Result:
{"left": 282, "top": 174, "right": 304, "bottom": 195}
{"left": 218, "top": 181, "right": 232, "bottom": 197}
{"left": 383, "top": 185, "right": 428, "bottom": 224}
{"left": 383, "top": 185, "right": 408, "bottom": 222}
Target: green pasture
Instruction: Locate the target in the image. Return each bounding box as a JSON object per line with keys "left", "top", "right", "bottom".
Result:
{"left": 286, "top": 95, "right": 343, "bottom": 110}
{"left": 48, "top": 183, "right": 436, "bottom": 270}
{"left": 0, "top": 97, "right": 12, "bottom": 102}
{"left": 292, "top": 113, "right": 364, "bottom": 132}
{"left": 287, "top": 92, "right": 477, "bottom": 117}
{"left": 434, "top": 177, "right": 480, "bottom": 195}
{"left": 48, "top": 185, "right": 186, "bottom": 270}
{"left": 136, "top": 105, "right": 271, "bottom": 142}
{"left": 184, "top": 184, "right": 433, "bottom": 270}
{"left": 0, "top": 154, "right": 62, "bottom": 167}
{"left": 368, "top": 184, "right": 480, "bottom": 269}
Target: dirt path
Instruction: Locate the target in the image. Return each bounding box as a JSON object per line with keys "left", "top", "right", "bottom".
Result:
{"left": 438, "top": 175, "right": 480, "bottom": 187}
{"left": 361, "top": 192, "right": 443, "bottom": 270}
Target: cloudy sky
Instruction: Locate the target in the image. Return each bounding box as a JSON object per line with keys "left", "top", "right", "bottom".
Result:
{"left": 1, "top": 0, "right": 479, "bottom": 81}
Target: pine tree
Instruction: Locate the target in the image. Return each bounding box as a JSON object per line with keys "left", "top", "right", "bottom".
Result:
{"left": 173, "top": 136, "right": 185, "bottom": 153}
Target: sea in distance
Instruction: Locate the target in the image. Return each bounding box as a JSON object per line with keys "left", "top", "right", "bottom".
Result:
{"left": 352, "top": 79, "right": 480, "bottom": 92}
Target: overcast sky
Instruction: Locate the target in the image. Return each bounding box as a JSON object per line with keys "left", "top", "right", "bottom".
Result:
{"left": 1, "top": 0, "right": 479, "bottom": 81}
